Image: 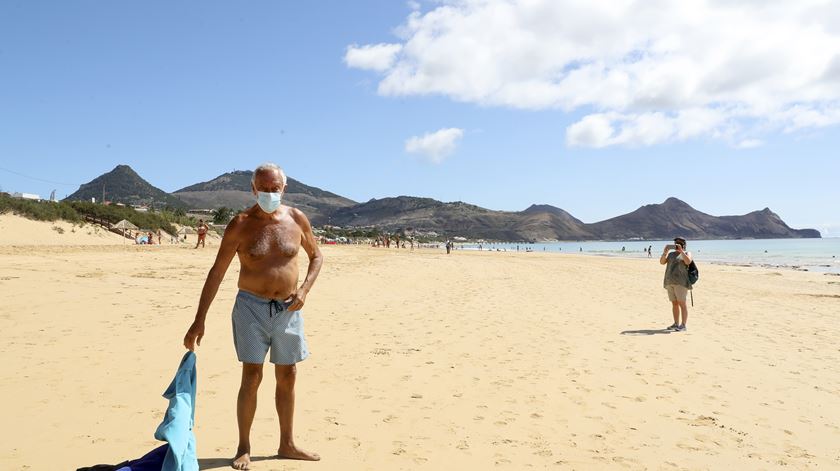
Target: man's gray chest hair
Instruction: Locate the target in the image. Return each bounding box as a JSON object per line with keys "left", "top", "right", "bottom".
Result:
{"left": 246, "top": 225, "right": 300, "bottom": 259}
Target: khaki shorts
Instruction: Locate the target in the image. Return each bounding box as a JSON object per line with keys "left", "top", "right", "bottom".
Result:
{"left": 665, "top": 284, "right": 688, "bottom": 302}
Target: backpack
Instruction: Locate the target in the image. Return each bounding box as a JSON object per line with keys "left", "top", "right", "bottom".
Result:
{"left": 687, "top": 260, "right": 699, "bottom": 286}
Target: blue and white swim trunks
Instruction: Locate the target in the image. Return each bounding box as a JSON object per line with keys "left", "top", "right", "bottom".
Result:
{"left": 231, "top": 290, "right": 310, "bottom": 365}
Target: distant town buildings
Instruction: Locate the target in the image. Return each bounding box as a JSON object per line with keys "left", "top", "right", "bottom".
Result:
{"left": 11, "top": 192, "right": 41, "bottom": 201}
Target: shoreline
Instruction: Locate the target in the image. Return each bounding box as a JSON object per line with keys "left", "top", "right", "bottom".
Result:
{"left": 2, "top": 240, "right": 838, "bottom": 275}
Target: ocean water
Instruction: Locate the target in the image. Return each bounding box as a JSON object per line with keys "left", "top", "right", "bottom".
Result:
{"left": 460, "top": 238, "right": 840, "bottom": 274}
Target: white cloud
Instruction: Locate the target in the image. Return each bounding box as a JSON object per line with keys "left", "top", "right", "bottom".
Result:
{"left": 347, "top": 0, "right": 840, "bottom": 147}
{"left": 405, "top": 128, "right": 465, "bottom": 163}
{"left": 735, "top": 139, "right": 764, "bottom": 149}
{"left": 344, "top": 43, "right": 403, "bottom": 72}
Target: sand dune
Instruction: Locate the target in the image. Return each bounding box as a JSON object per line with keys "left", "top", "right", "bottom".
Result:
{"left": 0, "top": 214, "right": 220, "bottom": 247}
{"left": 1, "top": 222, "right": 839, "bottom": 470}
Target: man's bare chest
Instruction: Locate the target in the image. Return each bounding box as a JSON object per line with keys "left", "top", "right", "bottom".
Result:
{"left": 240, "top": 224, "right": 301, "bottom": 260}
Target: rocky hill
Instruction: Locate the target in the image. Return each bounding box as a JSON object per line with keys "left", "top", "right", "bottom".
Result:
{"left": 63, "top": 166, "right": 820, "bottom": 240}
{"left": 329, "top": 197, "right": 597, "bottom": 240}
{"left": 64, "top": 165, "right": 187, "bottom": 209}
{"left": 588, "top": 198, "right": 820, "bottom": 240}
{"left": 330, "top": 197, "right": 819, "bottom": 241}
{"left": 329, "top": 196, "right": 525, "bottom": 240}
{"left": 172, "top": 170, "right": 356, "bottom": 225}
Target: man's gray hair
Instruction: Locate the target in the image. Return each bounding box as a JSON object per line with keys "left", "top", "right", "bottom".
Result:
{"left": 252, "top": 162, "right": 287, "bottom": 185}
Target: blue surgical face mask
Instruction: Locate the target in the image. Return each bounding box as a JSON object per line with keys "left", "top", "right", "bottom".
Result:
{"left": 256, "top": 191, "right": 282, "bottom": 213}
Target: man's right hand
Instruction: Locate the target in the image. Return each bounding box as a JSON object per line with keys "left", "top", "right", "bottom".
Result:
{"left": 184, "top": 321, "right": 205, "bottom": 351}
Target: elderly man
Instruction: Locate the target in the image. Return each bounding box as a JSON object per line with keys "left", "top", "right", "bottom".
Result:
{"left": 183, "top": 163, "right": 323, "bottom": 469}
{"left": 660, "top": 237, "right": 692, "bottom": 331}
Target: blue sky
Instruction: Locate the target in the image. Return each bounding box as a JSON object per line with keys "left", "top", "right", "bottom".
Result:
{"left": 2, "top": 1, "right": 839, "bottom": 235}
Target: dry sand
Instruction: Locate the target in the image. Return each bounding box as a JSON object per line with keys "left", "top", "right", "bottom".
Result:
{"left": 1, "top": 220, "right": 839, "bottom": 470}
{"left": 0, "top": 214, "right": 128, "bottom": 245}
{"left": 0, "top": 214, "right": 222, "bottom": 246}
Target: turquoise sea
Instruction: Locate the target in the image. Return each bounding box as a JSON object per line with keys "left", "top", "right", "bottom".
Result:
{"left": 460, "top": 238, "right": 840, "bottom": 274}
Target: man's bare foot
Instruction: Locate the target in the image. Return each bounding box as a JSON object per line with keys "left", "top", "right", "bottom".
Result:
{"left": 277, "top": 443, "right": 320, "bottom": 461}
{"left": 232, "top": 448, "right": 251, "bottom": 470}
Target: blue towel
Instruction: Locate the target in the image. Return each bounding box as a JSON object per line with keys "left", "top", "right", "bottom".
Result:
{"left": 154, "top": 351, "right": 198, "bottom": 471}
{"left": 113, "top": 444, "right": 169, "bottom": 471}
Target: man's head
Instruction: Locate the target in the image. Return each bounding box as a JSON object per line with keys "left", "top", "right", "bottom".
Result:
{"left": 674, "top": 237, "right": 687, "bottom": 248}
{"left": 251, "top": 163, "right": 287, "bottom": 195}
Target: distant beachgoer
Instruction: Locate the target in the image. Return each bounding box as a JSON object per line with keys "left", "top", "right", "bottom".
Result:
{"left": 445, "top": 240, "right": 451, "bottom": 254}
{"left": 157, "top": 229, "right": 162, "bottom": 245}
{"left": 148, "top": 232, "right": 154, "bottom": 245}
{"left": 195, "top": 219, "right": 209, "bottom": 249}
{"left": 660, "top": 237, "right": 692, "bottom": 332}
{"left": 648, "top": 245, "right": 652, "bottom": 258}
{"left": 622, "top": 246, "right": 626, "bottom": 252}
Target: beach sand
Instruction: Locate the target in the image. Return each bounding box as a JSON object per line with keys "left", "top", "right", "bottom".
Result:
{"left": 1, "top": 221, "right": 839, "bottom": 470}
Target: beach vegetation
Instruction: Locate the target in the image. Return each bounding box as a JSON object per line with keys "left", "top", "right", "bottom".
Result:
{"left": 0, "top": 194, "right": 83, "bottom": 222}
{"left": 0, "top": 195, "right": 183, "bottom": 236}
{"left": 212, "top": 206, "right": 235, "bottom": 224}
{"left": 66, "top": 201, "right": 178, "bottom": 235}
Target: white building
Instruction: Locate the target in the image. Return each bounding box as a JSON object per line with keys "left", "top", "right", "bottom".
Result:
{"left": 11, "top": 192, "right": 41, "bottom": 201}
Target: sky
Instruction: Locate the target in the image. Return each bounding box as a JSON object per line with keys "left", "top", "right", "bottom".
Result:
{"left": 1, "top": 0, "right": 839, "bottom": 235}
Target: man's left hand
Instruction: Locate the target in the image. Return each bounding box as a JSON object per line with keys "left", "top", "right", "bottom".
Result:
{"left": 284, "top": 290, "right": 307, "bottom": 311}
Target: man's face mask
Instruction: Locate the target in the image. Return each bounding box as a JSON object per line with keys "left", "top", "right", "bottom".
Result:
{"left": 256, "top": 191, "right": 282, "bottom": 213}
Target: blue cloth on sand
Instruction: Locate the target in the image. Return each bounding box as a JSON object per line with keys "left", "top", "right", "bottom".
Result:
{"left": 114, "top": 444, "right": 169, "bottom": 471}
{"left": 153, "top": 351, "right": 198, "bottom": 471}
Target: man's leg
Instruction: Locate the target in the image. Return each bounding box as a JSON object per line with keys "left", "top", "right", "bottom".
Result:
{"left": 275, "top": 364, "right": 320, "bottom": 461}
{"left": 233, "top": 363, "right": 263, "bottom": 470}
{"left": 678, "top": 301, "right": 688, "bottom": 326}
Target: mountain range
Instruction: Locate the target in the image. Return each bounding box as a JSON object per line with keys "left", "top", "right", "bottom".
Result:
{"left": 64, "top": 165, "right": 821, "bottom": 241}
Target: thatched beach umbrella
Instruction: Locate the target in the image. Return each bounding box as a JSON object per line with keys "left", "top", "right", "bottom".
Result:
{"left": 113, "top": 219, "right": 138, "bottom": 244}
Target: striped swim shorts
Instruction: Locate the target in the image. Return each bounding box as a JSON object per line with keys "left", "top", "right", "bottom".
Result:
{"left": 231, "top": 290, "right": 310, "bottom": 365}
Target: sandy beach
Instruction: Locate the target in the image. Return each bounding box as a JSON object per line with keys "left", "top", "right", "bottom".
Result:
{"left": 1, "top": 217, "right": 839, "bottom": 470}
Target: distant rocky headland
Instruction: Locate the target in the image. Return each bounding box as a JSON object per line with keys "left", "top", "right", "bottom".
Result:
{"left": 63, "top": 165, "right": 821, "bottom": 241}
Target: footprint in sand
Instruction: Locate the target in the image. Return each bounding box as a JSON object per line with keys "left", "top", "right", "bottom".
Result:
{"left": 392, "top": 442, "right": 406, "bottom": 455}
